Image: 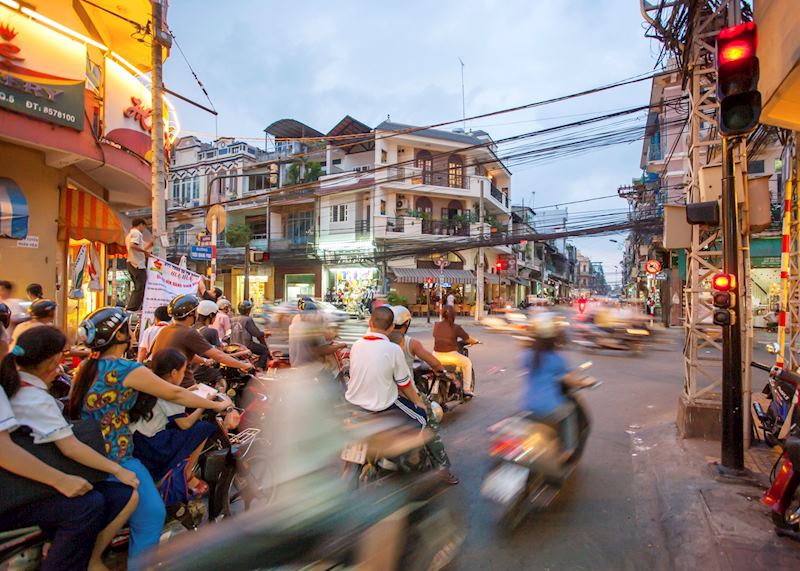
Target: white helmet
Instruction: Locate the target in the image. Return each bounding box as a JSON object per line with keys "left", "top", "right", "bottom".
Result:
{"left": 528, "top": 311, "right": 567, "bottom": 339}
{"left": 217, "top": 299, "right": 232, "bottom": 310}
{"left": 430, "top": 401, "right": 444, "bottom": 423}
{"left": 391, "top": 305, "right": 412, "bottom": 326}
{"left": 197, "top": 300, "right": 219, "bottom": 317}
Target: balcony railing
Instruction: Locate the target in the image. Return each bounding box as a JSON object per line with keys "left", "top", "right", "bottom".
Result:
{"left": 489, "top": 184, "right": 508, "bottom": 207}
{"left": 355, "top": 220, "right": 371, "bottom": 239}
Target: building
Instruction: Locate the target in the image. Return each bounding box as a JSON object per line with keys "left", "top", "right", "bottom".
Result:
{"left": 0, "top": 0, "right": 175, "bottom": 333}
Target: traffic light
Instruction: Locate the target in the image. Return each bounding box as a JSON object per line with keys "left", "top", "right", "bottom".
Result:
{"left": 711, "top": 272, "right": 736, "bottom": 326}
{"left": 424, "top": 277, "right": 434, "bottom": 287}
{"left": 249, "top": 250, "right": 270, "bottom": 263}
{"left": 716, "top": 22, "right": 761, "bottom": 136}
{"left": 495, "top": 259, "right": 507, "bottom": 271}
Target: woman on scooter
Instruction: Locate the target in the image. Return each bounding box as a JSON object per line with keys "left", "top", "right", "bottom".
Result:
{"left": 130, "top": 348, "right": 220, "bottom": 498}
{"left": 522, "top": 312, "right": 576, "bottom": 459}
{"left": 1, "top": 326, "right": 139, "bottom": 571}
{"left": 68, "top": 307, "right": 232, "bottom": 567}
{"left": 432, "top": 305, "right": 478, "bottom": 397}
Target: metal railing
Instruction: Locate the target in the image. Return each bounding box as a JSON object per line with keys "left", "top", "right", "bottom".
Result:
{"left": 422, "top": 220, "right": 470, "bottom": 236}
{"left": 355, "top": 219, "right": 370, "bottom": 239}
{"left": 387, "top": 217, "right": 405, "bottom": 232}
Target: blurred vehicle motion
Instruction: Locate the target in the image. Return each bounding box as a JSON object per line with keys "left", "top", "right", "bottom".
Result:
{"left": 140, "top": 370, "right": 465, "bottom": 570}
{"left": 481, "top": 361, "right": 600, "bottom": 529}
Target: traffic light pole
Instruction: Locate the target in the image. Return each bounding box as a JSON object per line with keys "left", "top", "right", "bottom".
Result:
{"left": 720, "top": 136, "right": 744, "bottom": 472}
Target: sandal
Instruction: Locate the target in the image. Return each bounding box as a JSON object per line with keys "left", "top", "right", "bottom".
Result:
{"left": 187, "top": 476, "right": 209, "bottom": 496}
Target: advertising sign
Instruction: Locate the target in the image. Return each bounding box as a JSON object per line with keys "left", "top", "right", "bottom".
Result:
{"left": 0, "top": 7, "right": 85, "bottom": 130}
{"left": 104, "top": 57, "right": 172, "bottom": 159}
{"left": 140, "top": 257, "right": 202, "bottom": 343}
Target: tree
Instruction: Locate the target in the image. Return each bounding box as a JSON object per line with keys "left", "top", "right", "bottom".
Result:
{"left": 225, "top": 223, "right": 253, "bottom": 300}
{"left": 286, "top": 160, "right": 323, "bottom": 185}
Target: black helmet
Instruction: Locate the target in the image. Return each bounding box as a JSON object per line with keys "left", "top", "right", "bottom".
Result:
{"left": 0, "top": 303, "right": 9, "bottom": 328}
{"left": 77, "top": 307, "right": 131, "bottom": 349}
{"left": 238, "top": 300, "right": 253, "bottom": 314}
{"left": 29, "top": 299, "right": 57, "bottom": 319}
{"left": 168, "top": 293, "right": 200, "bottom": 319}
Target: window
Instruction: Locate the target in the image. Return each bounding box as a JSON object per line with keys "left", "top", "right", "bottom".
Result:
{"left": 380, "top": 149, "right": 388, "bottom": 163}
{"left": 175, "top": 224, "right": 193, "bottom": 247}
{"left": 171, "top": 179, "right": 180, "bottom": 204}
{"left": 192, "top": 177, "right": 200, "bottom": 202}
{"left": 330, "top": 203, "right": 348, "bottom": 223}
{"left": 286, "top": 211, "right": 314, "bottom": 244}
{"left": 448, "top": 155, "right": 464, "bottom": 188}
{"left": 747, "top": 160, "right": 765, "bottom": 174}
{"left": 380, "top": 199, "right": 386, "bottom": 215}
{"left": 415, "top": 150, "right": 433, "bottom": 184}
{"left": 248, "top": 174, "right": 272, "bottom": 192}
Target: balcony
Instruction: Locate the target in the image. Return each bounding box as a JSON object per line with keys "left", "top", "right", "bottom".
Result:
{"left": 378, "top": 216, "right": 472, "bottom": 239}
{"left": 250, "top": 233, "right": 313, "bottom": 251}
{"left": 489, "top": 184, "right": 509, "bottom": 208}
{"left": 355, "top": 220, "right": 371, "bottom": 240}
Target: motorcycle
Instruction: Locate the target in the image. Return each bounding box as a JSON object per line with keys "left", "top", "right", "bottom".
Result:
{"left": 751, "top": 343, "right": 799, "bottom": 446}
{"left": 481, "top": 361, "right": 599, "bottom": 529}
{"left": 572, "top": 321, "right": 650, "bottom": 352}
{"left": 763, "top": 436, "right": 800, "bottom": 538}
{"left": 414, "top": 340, "right": 477, "bottom": 412}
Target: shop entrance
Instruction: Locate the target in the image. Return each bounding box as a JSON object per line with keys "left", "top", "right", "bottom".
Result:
{"left": 327, "top": 268, "right": 378, "bottom": 314}
{"left": 285, "top": 274, "right": 315, "bottom": 302}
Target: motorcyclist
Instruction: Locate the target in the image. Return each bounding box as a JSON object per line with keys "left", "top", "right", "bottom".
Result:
{"left": 212, "top": 299, "right": 233, "bottom": 341}
{"left": 150, "top": 294, "right": 253, "bottom": 388}
{"left": 11, "top": 298, "right": 57, "bottom": 344}
{"left": 288, "top": 301, "right": 346, "bottom": 368}
{"left": 432, "top": 305, "right": 478, "bottom": 397}
{"left": 346, "top": 306, "right": 458, "bottom": 484}
{"left": 230, "top": 300, "right": 271, "bottom": 370}
{"left": 521, "top": 312, "right": 576, "bottom": 461}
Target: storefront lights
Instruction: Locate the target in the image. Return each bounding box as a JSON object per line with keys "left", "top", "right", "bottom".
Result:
{"left": 0, "top": 1, "right": 20, "bottom": 10}
{"left": 20, "top": 7, "right": 109, "bottom": 51}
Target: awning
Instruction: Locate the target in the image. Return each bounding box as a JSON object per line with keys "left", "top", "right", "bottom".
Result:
{"left": 509, "top": 277, "right": 529, "bottom": 286}
{"left": 485, "top": 273, "right": 501, "bottom": 285}
{"left": 59, "top": 188, "right": 125, "bottom": 246}
{"left": 0, "top": 178, "right": 29, "bottom": 239}
{"left": 391, "top": 268, "right": 475, "bottom": 284}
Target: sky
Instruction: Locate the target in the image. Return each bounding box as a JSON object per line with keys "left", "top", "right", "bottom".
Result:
{"left": 164, "top": 0, "right": 660, "bottom": 287}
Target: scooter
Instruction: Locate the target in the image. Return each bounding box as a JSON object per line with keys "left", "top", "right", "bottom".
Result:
{"left": 415, "top": 340, "right": 478, "bottom": 411}
{"left": 751, "top": 343, "right": 799, "bottom": 446}
{"left": 763, "top": 436, "right": 800, "bottom": 538}
{"left": 481, "top": 362, "right": 599, "bottom": 529}
{"left": 572, "top": 322, "right": 649, "bottom": 352}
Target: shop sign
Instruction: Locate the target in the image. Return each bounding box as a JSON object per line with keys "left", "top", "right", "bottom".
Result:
{"left": 104, "top": 57, "right": 172, "bottom": 159}
{"left": 15, "top": 234, "right": 37, "bottom": 248}
{"left": 0, "top": 8, "right": 85, "bottom": 130}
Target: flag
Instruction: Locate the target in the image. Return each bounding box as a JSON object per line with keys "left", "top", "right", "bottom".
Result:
{"left": 87, "top": 243, "right": 103, "bottom": 291}
{"left": 69, "top": 244, "right": 88, "bottom": 299}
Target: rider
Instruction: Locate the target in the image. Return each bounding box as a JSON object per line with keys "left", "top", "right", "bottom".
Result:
{"left": 432, "top": 305, "right": 478, "bottom": 397}
{"left": 0, "top": 303, "right": 9, "bottom": 360}
{"left": 69, "top": 307, "right": 232, "bottom": 565}
{"left": 521, "top": 312, "right": 576, "bottom": 460}
{"left": 346, "top": 306, "right": 458, "bottom": 484}
{"left": 149, "top": 294, "right": 253, "bottom": 388}
{"left": 230, "top": 300, "right": 270, "bottom": 370}
{"left": 288, "top": 301, "right": 346, "bottom": 368}
{"left": 212, "top": 299, "right": 233, "bottom": 341}
{"left": 137, "top": 305, "right": 171, "bottom": 362}
{"left": 11, "top": 298, "right": 57, "bottom": 344}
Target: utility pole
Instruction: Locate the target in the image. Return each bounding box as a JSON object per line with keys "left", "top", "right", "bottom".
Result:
{"left": 150, "top": 0, "right": 169, "bottom": 254}
{"left": 720, "top": 135, "right": 744, "bottom": 472}
{"left": 475, "top": 180, "right": 485, "bottom": 321}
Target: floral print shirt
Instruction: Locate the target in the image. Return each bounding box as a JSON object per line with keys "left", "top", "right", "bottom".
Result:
{"left": 81, "top": 358, "right": 142, "bottom": 462}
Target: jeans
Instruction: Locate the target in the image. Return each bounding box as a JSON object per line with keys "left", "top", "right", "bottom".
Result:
{"left": 248, "top": 340, "right": 270, "bottom": 369}
{"left": 126, "top": 262, "right": 147, "bottom": 312}
{"left": 0, "top": 492, "right": 106, "bottom": 571}
{"left": 114, "top": 458, "right": 166, "bottom": 569}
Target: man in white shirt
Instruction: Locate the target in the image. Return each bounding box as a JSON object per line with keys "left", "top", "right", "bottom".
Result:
{"left": 137, "top": 305, "right": 171, "bottom": 362}
{"left": 446, "top": 292, "right": 455, "bottom": 307}
{"left": 125, "top": 218, "right": 152, "bottom": 311}
{"left": 346, "top": 306, "right": 458, "bottom": 484}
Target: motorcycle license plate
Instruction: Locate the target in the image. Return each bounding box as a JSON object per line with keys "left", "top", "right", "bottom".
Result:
{"left": 481, "top": 463, "right": 529, "bottom": 504}
{"left": 341, "top": 442, "right": 368, "bottom": 464}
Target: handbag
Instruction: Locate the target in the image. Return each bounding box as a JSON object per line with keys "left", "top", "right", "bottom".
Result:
{"left": 0, "top": 419, "right": 108, "bottom": 515}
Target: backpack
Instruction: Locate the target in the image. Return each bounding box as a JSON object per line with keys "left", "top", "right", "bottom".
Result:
{"left": 230, "top": 316, "right": 251, "bottom": 346}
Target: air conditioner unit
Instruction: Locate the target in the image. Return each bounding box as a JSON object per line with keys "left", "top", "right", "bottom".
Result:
{"left": 396, "top": 197, "right": 409, "bottom": 210}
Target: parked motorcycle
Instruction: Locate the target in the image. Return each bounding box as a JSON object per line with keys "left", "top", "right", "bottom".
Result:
{"left": 751, "top": 343, "right": 799, "bottom": 446}
{"left": 763, "top": 436, "right": 800, "bottom": 537}
{"left": 481, "top": 361, "right": 599, "bottom": 529}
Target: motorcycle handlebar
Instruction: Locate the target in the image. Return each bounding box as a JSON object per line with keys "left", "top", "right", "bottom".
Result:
{"left": 750, "top": 361, "right": 772, "bottom": 372}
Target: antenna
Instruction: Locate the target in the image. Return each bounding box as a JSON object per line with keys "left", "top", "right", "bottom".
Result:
{"left": 459, "top": 57, "right": 466, "bottom": 131}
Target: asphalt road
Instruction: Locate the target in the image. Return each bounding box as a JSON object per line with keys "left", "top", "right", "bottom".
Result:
{"left": 409, "top": 319, "right": 686, "bottom": 571}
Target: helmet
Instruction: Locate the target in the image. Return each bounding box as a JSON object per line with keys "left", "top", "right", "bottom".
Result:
{"left": 197, "top": 300, "right": 219, "bottom": 318}
{"left": 238, "top": 300, "right": 253, "bottom": 314}
{"left": 29, "top": 299, "right": 57, "bottom": 319}
{"left": 430, "top": 401, "right": 444, "bottom": 423}
{"left": 77, "top": 307, "right": 131, "bottom": 349}
{"left": 168, "top": 293, "right": 200, "bottom": 319}
{"left": 218, "top": 299, "right": 232, "bottom": 310}
{"left": 0, "top": 303, "right": 9, "bottom": 328}
{"left": 528, "top": 311, "right": 568, "bottom": 340}
{"left": 302, "top": 301, "right": 318, "bottom": 312}
{"left": 391, "top": 305, "right": 412, "bottom": 327}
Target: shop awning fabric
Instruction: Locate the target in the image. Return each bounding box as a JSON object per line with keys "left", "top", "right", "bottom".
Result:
{"left": 59, "top": 188, "right": 125, "bottom": 246}
{"left": 391, "top": 268, "right": 475, "bottom": 284}
{"left": 0, "top": 178, "right": 29, "bottom": 240}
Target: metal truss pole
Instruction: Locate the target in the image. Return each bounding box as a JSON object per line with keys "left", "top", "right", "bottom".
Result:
{"left": 786, "top": 137, "right": 800, "bottom": 369}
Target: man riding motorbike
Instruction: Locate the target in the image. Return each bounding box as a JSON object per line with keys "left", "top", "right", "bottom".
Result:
{"left": 288, "top": 301, "right": 346, "bottom": 369}
{"left": 150, "top": 294, "right": 253, "bottom": 388}
{"left": 230, "top": 301, "right": 270, "bottom": 370}
{"left": 346, "top": 306, "right": 458, "bottom": 484}
{"left": 432, "top": 305, "right": 478, "bottom": 397}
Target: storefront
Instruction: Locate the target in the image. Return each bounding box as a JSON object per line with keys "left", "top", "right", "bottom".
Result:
{"left": 326, "top": 267, "right": 379, "bottom": 311}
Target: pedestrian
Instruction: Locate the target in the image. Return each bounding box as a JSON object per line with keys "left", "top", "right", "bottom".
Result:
{"left": 446, "top": 291, "right": 455, "bottom": 307}
{"left": 25, "top": 283, "right": 43, "bottom": 302}
{"left": 125, "top": 218, "right": 153, "bottom": 312}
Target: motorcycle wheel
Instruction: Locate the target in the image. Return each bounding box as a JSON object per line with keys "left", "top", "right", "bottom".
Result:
{"left": 772, "top": 491, "right": 800, "bottom": 532}
{"left": 224, "top": 449, "right": 275, "bottom": 516}
{"left": 499, "top": 473, "right": 544, "bottom": 531}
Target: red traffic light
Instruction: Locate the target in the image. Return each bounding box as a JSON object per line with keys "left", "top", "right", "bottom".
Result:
{"left": 719, "top": 40, "right": 753, "bottom": 65}
{"left": 712, "top": 273, "right": 735, "bottom": 291}
{"left": 716, "top": 21, "right": 760, "bottom": 136}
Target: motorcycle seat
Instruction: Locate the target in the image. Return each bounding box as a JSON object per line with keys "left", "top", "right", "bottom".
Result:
{"left": 785, "top": 436, "right": 800, "bottom": 467}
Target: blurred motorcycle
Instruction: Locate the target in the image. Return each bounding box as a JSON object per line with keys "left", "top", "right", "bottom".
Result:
{"left": 481, "top": 362, "right": 600, "bottom": 529}
{"left": 751, "top": 343, "right": 800, "bottom": 446}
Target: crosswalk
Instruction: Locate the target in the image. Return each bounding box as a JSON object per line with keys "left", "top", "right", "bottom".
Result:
{"left": 335, "top": 319, "right": 368, "bottom": 345}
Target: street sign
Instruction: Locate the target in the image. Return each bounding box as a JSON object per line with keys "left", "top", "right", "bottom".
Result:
{"left": 645, "top": 259, "right": 662, "bottom": 274}
{"left": 654, "top": 272, "right": 667, "bottom": 281}
{"left": 190, "top": 245, "right": 215, "bottom": 261}
{"left": 198, "top": 232, "right": 211, "bottom": 245}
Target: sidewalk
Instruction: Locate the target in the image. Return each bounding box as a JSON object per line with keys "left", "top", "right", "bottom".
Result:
{"left": 631, "top": 421, "right": 800, "bottom": 570}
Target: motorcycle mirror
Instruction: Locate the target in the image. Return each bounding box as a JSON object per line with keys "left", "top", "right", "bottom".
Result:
{"left": 765, "top": 342, "right": 780, "bottom": 355}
